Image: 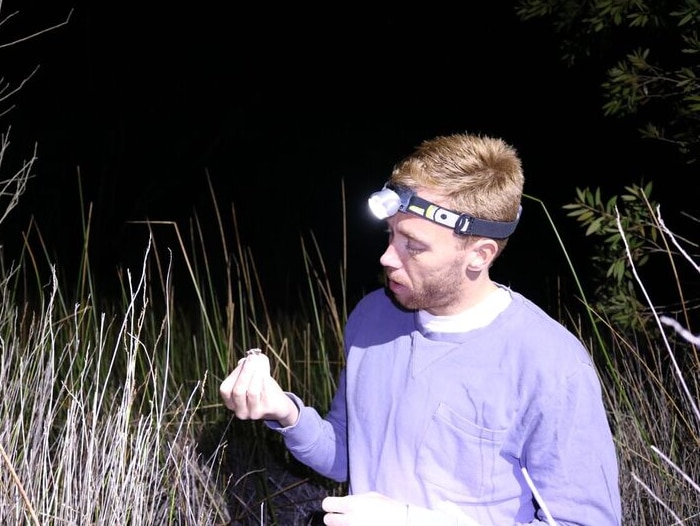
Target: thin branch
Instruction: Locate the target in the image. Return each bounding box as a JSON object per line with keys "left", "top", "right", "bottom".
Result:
{"left": 660, "top": 316, "right": 700, "bottom": 346}
{"left": 0, "top": 8, "right": 74, "bottom": 49}
{"left": 0, "top": 65, "right": 40, "bottom": 104}
{"left": 0, "top": 442, "right": 41, "bottom": 526}
{"left": 651, "top": 446, "right": 700, "bottom": 495}
{"left": 631, "top": 472, "right": 685, "bottom": 526}
{"left": 614, "top": 206, "right": 700, "bottom": 423}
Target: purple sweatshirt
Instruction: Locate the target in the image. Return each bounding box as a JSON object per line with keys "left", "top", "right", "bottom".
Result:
{"left": 269, "top": 286, "right": 622, "bottom": 525}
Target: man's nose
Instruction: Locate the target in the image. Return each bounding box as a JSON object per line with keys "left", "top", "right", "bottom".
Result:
{"left": 379, "top": 244, "right": 400, "bottom": 269}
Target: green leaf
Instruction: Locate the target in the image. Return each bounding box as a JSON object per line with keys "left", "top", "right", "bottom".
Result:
{"left": 585, "top": 217, "right": 605, "bottom": 236}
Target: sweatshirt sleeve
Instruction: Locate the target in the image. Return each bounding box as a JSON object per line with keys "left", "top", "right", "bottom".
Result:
{"left": 264, "top": 370, "right": 350, "bottom": 483}
{"left": 262, "top": 291, "right": 380, "bottom": 483}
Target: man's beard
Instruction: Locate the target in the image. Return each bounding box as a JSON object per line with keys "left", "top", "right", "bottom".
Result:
{"left": 387, "top": 258, "right": 464, "bottom": 312}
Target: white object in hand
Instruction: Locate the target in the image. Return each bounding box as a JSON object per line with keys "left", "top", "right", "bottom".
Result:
{"left": 244, "top": 348, "right": 270, "bottom": 377}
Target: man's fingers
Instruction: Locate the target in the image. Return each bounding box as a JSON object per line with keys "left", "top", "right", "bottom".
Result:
{"left": 245, "top": 355, "right": 266, "bottom": 413}
{"left": 219, "top": 352, "right": 273, "bottom": 418}
{"left": 321, "top": 493, "right": 405, "bottom": 526}
{"left": 322, "top": 496, "right": 357, "bottom": 526}
{"left": 323, "top": 512, "right": 346, "bottom": 526}
{"left": 322, "top": 496, "right": 349, "bottom": 514}
{"left": 322, "top": 498, "right": 348, "bottom": 526}
{"left": 219, "top": 366, "right": 243, "bottom": 411}
{"left": 248, "top": 352, "right": 271, "bottom": 376}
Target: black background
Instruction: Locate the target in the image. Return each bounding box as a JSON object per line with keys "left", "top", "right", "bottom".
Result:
{"left": 1, "top": 2, "right": 692, "bottom": 310}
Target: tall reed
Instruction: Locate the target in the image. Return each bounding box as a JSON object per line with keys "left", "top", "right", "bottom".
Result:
{"left": 0, "top": 238, "right": 231, "bottom": 524}
{"left": 554, "top": 185, "right": 700, "bottom": 524}
{"left": 3, "top": 157, "right": 698, "bottom": 524}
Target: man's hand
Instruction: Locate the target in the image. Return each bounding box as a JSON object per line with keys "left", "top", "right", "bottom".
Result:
{"left": 321, "top": 492, "right": 408, "bottom": 526}
{"left": 219, "top": 351, "right": 299, "bottom": 426}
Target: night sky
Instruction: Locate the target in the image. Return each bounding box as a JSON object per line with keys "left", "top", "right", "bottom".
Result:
{"left": 1, "top": 2, "right": 691, "bottom": 309}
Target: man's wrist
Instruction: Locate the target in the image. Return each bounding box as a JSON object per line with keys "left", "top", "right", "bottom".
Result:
{"left": 278, "top": 395, "right": 300, "bottom": 427}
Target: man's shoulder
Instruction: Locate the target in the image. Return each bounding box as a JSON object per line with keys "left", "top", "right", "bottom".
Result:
{"left": 506, "top": 289, "right": 570, "bottom": 329}
{"left": 504, "top": 289, "right": 593, "bottom": 366}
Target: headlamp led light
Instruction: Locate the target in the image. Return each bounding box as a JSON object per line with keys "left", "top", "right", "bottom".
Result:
{"left": 368, "top": 182, "right": 521, "bottom": 239}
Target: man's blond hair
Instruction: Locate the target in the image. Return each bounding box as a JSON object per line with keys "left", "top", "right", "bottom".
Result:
{"left": 389, "top": 133, "right": 523, "bottom": 224}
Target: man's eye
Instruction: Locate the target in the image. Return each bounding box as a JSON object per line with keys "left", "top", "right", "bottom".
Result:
{"left": 406, "top": 243, "right": 424, "bottom": 255}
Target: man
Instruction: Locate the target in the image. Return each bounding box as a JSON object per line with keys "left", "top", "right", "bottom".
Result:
{"left": 220, "top": 132, "right": 622, "bottom": 525}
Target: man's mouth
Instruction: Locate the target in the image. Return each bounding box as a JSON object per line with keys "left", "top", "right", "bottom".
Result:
{"left": 387, "top": 278, "right": 407, "bottom": 293}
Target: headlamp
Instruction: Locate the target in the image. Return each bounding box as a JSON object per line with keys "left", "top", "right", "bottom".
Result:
{"left": 368, "top": 182, "right": 521, "bottom": 239}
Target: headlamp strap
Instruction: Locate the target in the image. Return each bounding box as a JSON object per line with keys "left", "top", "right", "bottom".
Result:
{"left": 379, "top": 183, "right": 521, "bottom": 239}
{"left": 454, "top": 207, "right": 522, "bottom": 238}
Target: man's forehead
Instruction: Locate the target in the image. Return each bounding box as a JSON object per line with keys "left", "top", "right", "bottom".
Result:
{"left": 390, "top": 211, "right": 451, "bottom": 241}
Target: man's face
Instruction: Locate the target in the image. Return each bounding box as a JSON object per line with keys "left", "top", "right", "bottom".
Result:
{"left": 379, "top": 189, "right": 476, "bottom": 315}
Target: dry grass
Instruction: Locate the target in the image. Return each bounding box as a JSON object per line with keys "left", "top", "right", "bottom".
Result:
{"left": 0, "top": 239, "right": 231, "bottom": 524}
{"left": 2, "top": 62, "right": 698, "bottom": 524}
{"left": 1, "top": 172, "right": 698, "bottom": 525}
{"left": 600, "top": 208, "right": 700, "bottom": 525}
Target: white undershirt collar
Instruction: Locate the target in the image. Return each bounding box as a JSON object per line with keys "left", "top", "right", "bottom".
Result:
{"left": 417, "top": 286, "right": 512, "bottom": 333}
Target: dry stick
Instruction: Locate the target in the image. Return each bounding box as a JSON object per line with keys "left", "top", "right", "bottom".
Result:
{"left": 615, "top": 207, "right": 700, "bottom": 522}
{"left": 659, "top": 316, "right": 700, "bottom": 346}
{"left": 615, "top": 207, "right": 700, "bottom": 423}
{"left": 0, "top": 442, "right": 41, "bottom": 526}
{"left": 651, "top": 446, "right": 700, "bottom": 495}
{"left": 657, "top": 209, "right": 700, "bottom": 274}
{"left": 630, "top": 473, "right": 684, "bottom": 526}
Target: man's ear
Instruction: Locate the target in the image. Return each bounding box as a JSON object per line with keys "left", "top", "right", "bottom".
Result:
{"left": 466, "top": 238, "right": 499, "bottom": 271}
